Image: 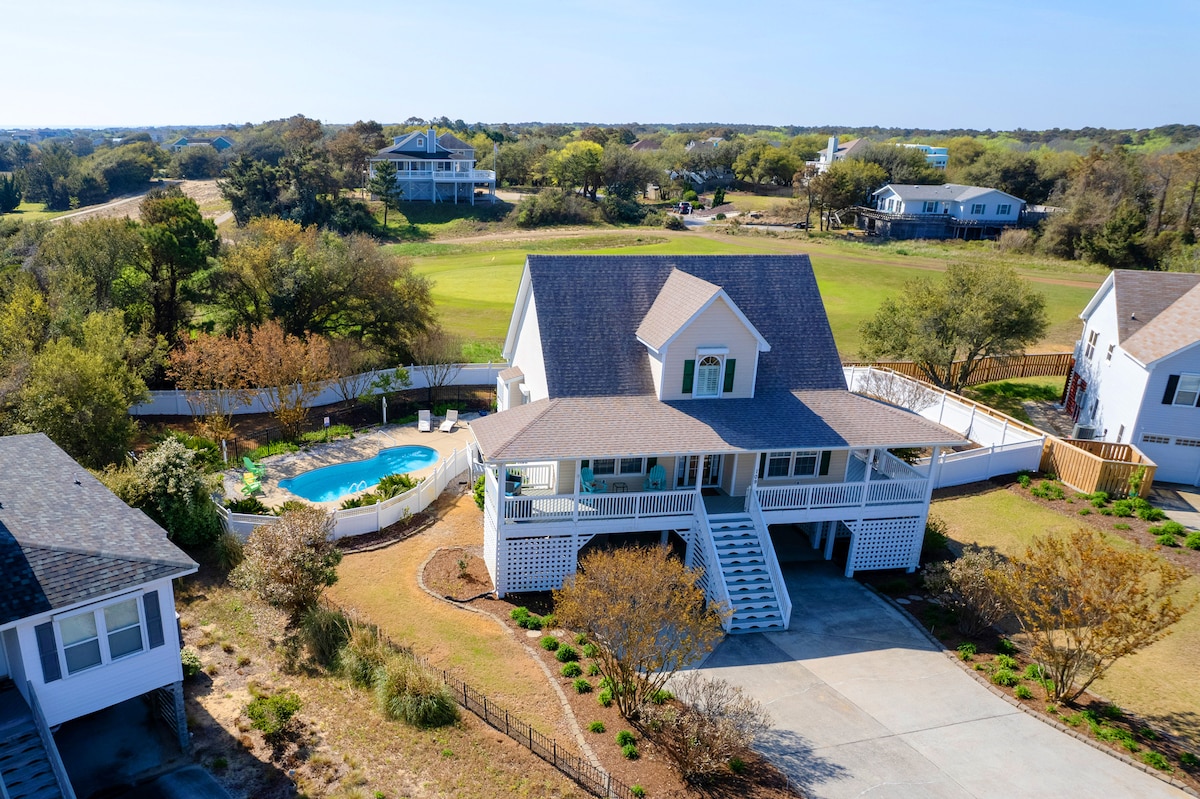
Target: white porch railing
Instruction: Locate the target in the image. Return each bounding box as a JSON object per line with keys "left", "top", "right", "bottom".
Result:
{"left": 502, "top": 489, "right": 695, "bottom": 524}
{"left": 865, "top": 478, "right": 928, "bottom": 505}
{"left": 27, "top": 683, "right": 77, "bottom": 799}
{"left": 748, "top": 491, "right": 791, "bottom": 627}
{"left": 506, "top": 462, "right": 556, "bottom": 491}
{"left": 694, "top": 507, "right": 733, "bottom": 632}
{"left": 755, "top": 482, "right": 863, "bottom": 511}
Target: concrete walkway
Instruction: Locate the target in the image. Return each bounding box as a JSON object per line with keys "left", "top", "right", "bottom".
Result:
{"left": 693, "top": 564, "right": 1188, "bottom": 799}
{"left": 1149, "top": 482, "right": 1200, "bottom": 531}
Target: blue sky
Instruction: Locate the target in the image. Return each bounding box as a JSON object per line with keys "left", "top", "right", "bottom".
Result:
{"left": 4, "top": 0, "right": 1196, "bottom": 130}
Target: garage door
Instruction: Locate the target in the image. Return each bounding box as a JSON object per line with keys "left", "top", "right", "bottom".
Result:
{"left": 1139, "top": 436, "right": 1200, "bottom": 485}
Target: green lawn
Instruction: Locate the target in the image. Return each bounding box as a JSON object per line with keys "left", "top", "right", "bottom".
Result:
{"left": 409, "top": 230, "right": 1102, "bottom": 358}
{"left": 4, "top": 202, "right": 69, "bottom": 222}
{"left": 964, "top": 376, "right": 1067, "bottom": 423}
{"left": 933, "top": 486, "right": 1200, "bottom": 748}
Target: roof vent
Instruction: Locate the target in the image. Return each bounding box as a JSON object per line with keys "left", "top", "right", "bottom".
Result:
{"left": 1130, "top": 313, "right": 1136, "bottom": 319}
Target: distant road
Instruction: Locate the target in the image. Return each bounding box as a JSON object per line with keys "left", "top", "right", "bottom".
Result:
{"left": 48, "top": 179, "right": 228, "bottom": 224}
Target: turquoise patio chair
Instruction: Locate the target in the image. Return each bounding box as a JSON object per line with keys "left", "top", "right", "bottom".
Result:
{"left": 580, "top": 468, "right": 607, "bottom": 494}
{"left": 643, "top": 464, "right": 667, "bottom": 491}
{"left": 243, "top": 456, "right": 265, "bottom": 478}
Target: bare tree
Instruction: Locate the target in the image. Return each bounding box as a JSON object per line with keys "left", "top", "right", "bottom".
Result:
{"left": 410, "top": 325, "right": 464, "bottom": 405}
{"left": 328, "top": 338, "right": 386, "bottom": 409}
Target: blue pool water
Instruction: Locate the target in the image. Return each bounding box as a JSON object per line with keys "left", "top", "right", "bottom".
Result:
{"left": 279, "top": 446, "right": 440, "bottom": 503}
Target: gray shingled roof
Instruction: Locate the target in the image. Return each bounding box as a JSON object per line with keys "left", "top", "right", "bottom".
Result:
{"left": 1110, "top": 270, "right": 1200, "bottom": 350}
{"left": 0, "top": 434, "right": 197, "bottom": 626}
{"left": 472, "top": 392, "right": 964, "bottom": 461}
{"left": 1122, "top": 282, "right": 1200, "bottom": 364}
{"left": 526, "top": 255, "right": 846, "bottom": 398}
{"left": 635, "top": 269, "right": 723, "bottom": 351}
{"left": 874, "top": 184, "right": 1023, "bottom": 203}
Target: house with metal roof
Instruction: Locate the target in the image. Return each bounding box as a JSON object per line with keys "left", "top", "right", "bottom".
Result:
{"left": 859, "top": 183, "right": 1025, "bottom": 240}
{"left": 469, "top": 255, "right": 964, "bottom": 632}
{"left": 168, "top": 135, "right": 233, "bottom": 153}
{"left": 1064, "top": 271, "right": 1200, "bottom": 486}
{"left": 0, "top": 433, "right": 197, "bottom": 794}
{"left": 367, "top": 128, "right": 496, "bottom": 205}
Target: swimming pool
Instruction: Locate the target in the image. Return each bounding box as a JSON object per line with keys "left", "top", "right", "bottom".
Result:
{"left": 278, "top": 445, "right": 440, "bottom": 503}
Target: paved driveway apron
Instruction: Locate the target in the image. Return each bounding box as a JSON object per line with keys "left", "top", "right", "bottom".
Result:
{"left": 694, "top": 563, "right": 1187, "bottom": 799}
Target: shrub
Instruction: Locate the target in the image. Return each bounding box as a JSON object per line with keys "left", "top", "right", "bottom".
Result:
{"left": 729, "top": 756, "right": 746, "bottom": 774}
{"left": 1149, "top": 521, "right": 1186, "bottom": 537}
{"left": 339, "top": 623, "right": 388, "bottom": 688}
{"left": 994, "top": 654, "right": 1018, "bottom": 670}
{"left": 1014, "top": 685, "right": 1034, "bottom": 700}
{"left": 649, "top": 689, "right": 673, "bottom": 705}
{"left": 573, "top": 678, "right": 592, "bottom": 694}
{"left": 374, "top": 653, "right": 459, "bottom": 728}
{"left": 107, "top": 439, "right": 222, "bottom": 546}
{"left": 1090, "top": 491, "right": 1111, "bottom": 508}
{"left": 663, "top": 215, "right": 687, "bottom": 231}
{"left": 514, "top": 189, "right": 598, "bottom": 228}
{"left": 575, "top": 633, "right": 588, "bottom": 645}
{"left": 630, "top": 786, "right": 646, "bottom": 798}
{"left": 1157, "top": 534, "right": 1180, "bottom": 547}
{"left": 300, "top": 606, "right": 350, "bottom": 668}
{"left": 1023, "top": 663, "right": 1045, "bottom": 680}
{"left": 597, "top": 688, "right": 613, "bottom": 707}
{"left": 587, "top": 663, "right": 601, "bottom": 676}
{"left": 226, "top": 497, "right": 269, "bottom": 514}
{"left": 1111, "top": 499, "right": 1136, "bottom": 517}
{"left": 473, "top": 475, "right": 486, "bottom": 510}
{"left": 230, "top": 507, "right": 342, "bottom": 620}
{"left": 922, "top": 545, "right": 1012, "bottom": 636}
{"left": 214, "top": 530, "right": 244, "bottom": 572}
{"left": 1180, "top": 752, "right": 1199, "bottom": 768}
{"left": 588, "top": 721, "right": 605, "bottom": 734}
{"left": 996, "top": 638, "right": 1018, "bottom": 655}
{"left": 246, "top": 691, "right": 301, "bottom": 741}
{"left": 1077, "top": 508, "right": 1092, "bottom": 516}
{"left": 1016, "top": 473, "right": 1032, "bottom": 488}
{"left": 956, "top": 642, "right": 977, "bottom": 661}
{"left": 272, "top": 500, "right": 309, "bottom": 516}
{"left": 561, "top": 662, "right": 583, "bottom": 678}
{"left": 682, "top": 189, "right": 699, "bottom": 202}
{"left": 1185, "top": 532, "right": 1200, "bottom": 551}
{"left": 621, "top": 744, "right": 639, "bottom": 760}
{"left": 615, "top": 729, "right": 636, "bottom": 747}
{"left": 555, "top": 645, "right": 579, "bottom": 663}
{"left": 990, "top": 668, "right": 1019, "bottom": 687}
{"left": 540, "top": 635, "right": 560, "bottom": 651}
{"left": 1137, "top": 506, "right": 1167, "bottom": 522}
{"left": 181, "top": 646, "right": 202, "bottom": 678}
{"left": 922, "top": 514, "right": 950, "bottom": 557}
{"left": 1142, "top": 751, "right": 1173, "bottom": 772}
{"left": 540, "top": 613, "right": 556, "bottom": 628}
{"left": 582, "top": 643, "right": 600, "bottom": 658}
{"left": 341, "top": 492, "right": 380, "bottom": 509}
{"left": 376, "top": 473, "right": 419, "bottom": 498}
{"left": 1031, "top": 480, "right": 1065, "bottom": 500}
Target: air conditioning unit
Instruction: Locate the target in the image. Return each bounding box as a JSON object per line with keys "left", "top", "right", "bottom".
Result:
{"left": 1071, "top": 424, "right": 1097, "bottom": 440}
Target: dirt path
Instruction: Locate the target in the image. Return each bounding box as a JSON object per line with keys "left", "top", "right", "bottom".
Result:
{"left": 48, "top": 179, "right": 228, "bottom": 223}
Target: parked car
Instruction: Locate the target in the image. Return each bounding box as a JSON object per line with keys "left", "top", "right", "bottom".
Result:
{"left": 676, "top": 201, "right": 692, "bottom": 215}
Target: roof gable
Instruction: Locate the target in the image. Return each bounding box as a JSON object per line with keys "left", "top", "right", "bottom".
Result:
{"left": 1120, "top": 279, "right": 1200, "bottom": 365}
{"left": 872, "top": 183, "right": 1024, "bottom": 203}
{"left": 525, "top": 255, "right": 844, "bottom": 398}
{"left": 636, "top": 269, "right": 769, "bottom": 354}
{"left": 1109, "top": 270, "right": 1200, "bottom": 346}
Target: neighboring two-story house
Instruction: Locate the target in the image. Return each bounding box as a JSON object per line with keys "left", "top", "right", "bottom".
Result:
{"left": 1064, "top": 270, "right": 1200, "bottom": 486}
{"left": 470, "top": 255, "right": 964, "bottom": 633}
{"left": 367, "top": 129, "right": 496, "bottom": 205}
{"left": 1, "top": 433, "right": 197, "bottom": 793}
{"left": 858, "top": 183, "right": 1024, "bottom": 240}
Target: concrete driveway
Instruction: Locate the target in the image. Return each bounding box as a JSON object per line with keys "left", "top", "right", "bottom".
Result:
{"left": 693, "top": 563, "right": 1187, "bottom": 799}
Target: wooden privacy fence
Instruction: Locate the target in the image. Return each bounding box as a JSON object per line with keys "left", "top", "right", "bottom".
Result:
{"left": 843, "top": 353, "right": 1074, "bottom": 389}
{"left": 1040, "top": 439, "right": 1156, "bottom": 498}
{"left": 322, "top": 601, "right": 640, "bottom": 799}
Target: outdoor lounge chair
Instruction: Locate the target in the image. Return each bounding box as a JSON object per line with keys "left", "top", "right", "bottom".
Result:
{"left": 439, "top": 409, "right": 459, "bottom": 432}
{"left": 243, "top": 456, "right": 265, "bottom": 478}
{"left": 418, "top": 409, "right": 432, "bottom": 432}
{"left": 580, "top": 468, "right": 607, "bottom": 494}
{"left": 240, "top": 472, "right": 262, "bottom": 496}
{"left": 643, "top": 464, "right": 667, "bottom": 491}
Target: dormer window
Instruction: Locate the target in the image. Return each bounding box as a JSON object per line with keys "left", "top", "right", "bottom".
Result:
{"left": 696, "top": 356, "right": 722, "bottom": 397}
{"left": 416, "top": 138, "right": 424, "bottom": 147}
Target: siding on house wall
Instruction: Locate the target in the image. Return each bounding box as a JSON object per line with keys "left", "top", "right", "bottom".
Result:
{"left": 509, "top": 290, "right": 549, "bottom": 406}
{"left": 1075, "top": 291, "right": 1148, "bottom": 439}
{"left": 3, "top": 629, "right": 25, "bottom": 687}
{"left": 1133, "top": 347, "right": 1200, "bottom": 484}
{"left": 950, "top": 191, "right": 1022, "bottom": 221}
{"left": 15, "top": 578, "right": 182, "bottom": 727}
{"left": 659, "top": 298, "right": 761, "bottom": 401}
{"left": 748, "top": 449, "right": 851, "bottom": 494}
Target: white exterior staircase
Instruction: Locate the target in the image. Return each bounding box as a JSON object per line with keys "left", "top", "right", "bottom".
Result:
{"left": 707, "top": 512, "right": 790, "bottom": 633}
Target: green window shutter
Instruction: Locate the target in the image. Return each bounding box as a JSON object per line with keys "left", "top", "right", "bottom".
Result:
{"left": 819, "top": 451, "right": 831, "bottom": 476}
{"left": 35, "top": 622, "right": 62, "bottom": 683}
{"left": 723, "top": 359, "right": 737, "bottom": 393}
{"left": 682, "top": 360, "right": 695, "bottom": 393}
{"left": 143, "top": 590, "right": 165, "bottom": 649}
{"left": 1163, "top": 375, "right": 1179, "bottom": 404}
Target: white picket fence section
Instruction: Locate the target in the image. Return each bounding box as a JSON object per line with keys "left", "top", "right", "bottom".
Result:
{"left": 215, "top": 447, "right": 473, "bottom": 540}
{"left": 844, "top": 366, "right": 1047, "bottom": 489}
{"left": 131, "top": 363, "right": 506, "bottom": 416}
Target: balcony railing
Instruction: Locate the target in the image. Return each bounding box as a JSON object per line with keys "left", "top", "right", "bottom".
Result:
{"left": 753, "top": 477, "right": 926, "bottom": 512}
{"left": 503, "top": 489, "right": 695, "bottom": 524}
{"left": 396, "top": 169, "right": 496, "bottom": 182}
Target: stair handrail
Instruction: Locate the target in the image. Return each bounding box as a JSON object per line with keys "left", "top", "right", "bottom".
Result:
{"left": 0, "top": 755, "right": 11, "bottom": 799}
{"left": 694, "top": 506, "right": 734, "bottom": 632}
{"left": 748, "top": 489, "right": 792, "bottom": 630}
{"left": 25, "top": 683, "right": 77, "bottom": 799}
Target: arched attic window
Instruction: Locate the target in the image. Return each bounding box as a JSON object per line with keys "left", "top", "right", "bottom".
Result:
{"left": 695, "top": 355, "right": 722, "bottom": 397}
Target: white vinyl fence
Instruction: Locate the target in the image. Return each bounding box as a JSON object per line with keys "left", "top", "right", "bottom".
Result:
{"left": 844, "top": 366, "right": 1047, "bottom": 489}
{"left": 131, "top": 363, "right": 505, "bottom": 416}
{"left": 215, "top": 446, "right": 473, "bottom": 540}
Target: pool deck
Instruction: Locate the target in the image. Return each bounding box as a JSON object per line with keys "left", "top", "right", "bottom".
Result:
{"left": 223, "top": 414, "right": 477, "bottom": 509}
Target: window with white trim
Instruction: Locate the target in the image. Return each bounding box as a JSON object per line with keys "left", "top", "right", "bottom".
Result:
{"left": 1105, "top": 343, "right": 1115, "bottom": 362}
{"left": 1142, "top": 434, "right": 1171, "bottom": 445}
{"left": 970, "top": 202, "right": 986, "bottom": 214}
{"left": 765, "top": 452, "right": 791, "bottom": 477}
{"left": 1172, "top": 374, "right": 1200, "bottom": 406}
{"left": 997, "top": 203, "right": 1012, "bottom": 215}
{"left": 619, "top": 457, "right": 645, "bottom": 475}
{"left": 58, "top": 597, "right": 144, "bottom": 676}
{"left": 1084, "top": 330, "right": 1099, "bottom": 360}
{"left": 792, "top": 451, "right": 819, "bottom": 476}
{"left": 760, "top": 451, "right": 823, "bottom": 479}
{"left": 592, "top": 458, "right": 616, "bottom": 475}
{"left": 695, "top": 356, "right": 722, "bottom": 397}
{"left": 60, "top": 612, "right": 102, "bottom": 674}
{"left": 923, "top": 201, "right": 940, "bottom": 213}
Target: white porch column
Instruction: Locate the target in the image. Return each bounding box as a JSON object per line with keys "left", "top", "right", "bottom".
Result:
{"left": 823, "top": 520, "right": 837, "bottom": 561}
{"left": 695, "top": 455, "right": 706, "bottom": 511}
{"left": 573, "top": 459, "right": 581, "bottom": 523}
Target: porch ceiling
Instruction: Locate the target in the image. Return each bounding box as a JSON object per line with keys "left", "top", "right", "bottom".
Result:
{"left": 471, "top": 389, "right": 964, "bottom": 461}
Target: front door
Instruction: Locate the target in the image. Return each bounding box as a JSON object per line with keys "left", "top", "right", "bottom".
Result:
{"left": 1065, "top": 374, "right": 1087, "bottom": 421}
{"left": 676, "top": 455, "right": 722, "bottom": 488}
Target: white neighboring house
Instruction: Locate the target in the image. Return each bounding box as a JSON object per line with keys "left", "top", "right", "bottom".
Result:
{"left": 470, "top": 255, "right": 964, "bottom": 634}
{"left": 897, "top": 143, "right": 948, "bottom": 169}
{"left": 0, "top": 433, "right": 197, "bottom": 784}
{"left": 367, "top": 128, "right": 496, "bottom": 205}
{"left": 807, "top": 135, "right": 870, "bottom": 173}
{"left": 1064, "top": 270, "right": 1200, "bottom": 486}
{"left": 859, "top": 183, "right": 1024, "bottom": 240}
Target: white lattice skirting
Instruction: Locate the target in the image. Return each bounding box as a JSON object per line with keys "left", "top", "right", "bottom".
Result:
{"left": 496, "top": 533, "right": 579, "bottom": 594}
{"left": 845, "top": 516, "right": 924, "bottom": 575}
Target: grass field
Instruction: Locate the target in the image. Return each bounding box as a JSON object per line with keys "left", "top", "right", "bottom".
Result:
{"left": 933, "top": 486, "right": 1200, "bottom": 748}
{"left": 964, "top": 375, "right": 1067, "bottom": 423}
{"left": 408, "top": 229, "right": 1104, "bottom": 359}
{"left": 4, "top": 201, "right": 69, "bottom": 222}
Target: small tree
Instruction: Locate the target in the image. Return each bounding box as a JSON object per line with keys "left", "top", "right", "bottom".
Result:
{"left": 367, "top": 160, "right": 403, "bottom": 230}
{"left": 327, "top": 338, "right": 386, "bottom": 409}
{"left": 922, "top": 545, "right": 1012, "bottom": 637}
{"left": 553, "top": 546, "right": 727, "bottom": 718}
{"left": 640, "top": 672, "right": 771, "bottom": 784}
{"left": 230, "top": 506, "right": 342, "bottom": 621}
{"left": 168, "top": 330, "right": 252, "bottom": 441}
{"left": 990, "top": 529, "right": 1194, "bottom": 703}
{"left": 246, "top": 321, "right": 334, "bottom": 438}
{"left": 410, "top": 325, "right": 463, "bottom": 405}
{"left": 101, "top": 438, "right": 222, "bottom": 546}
